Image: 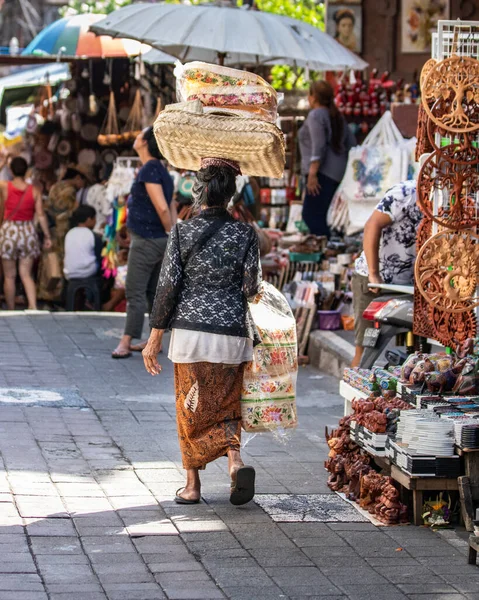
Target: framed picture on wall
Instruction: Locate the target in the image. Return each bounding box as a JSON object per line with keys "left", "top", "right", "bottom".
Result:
{"left": 401, "top": 0, "right": 450, "bottom": 53}
{"left": 326, "top": 3, "right": 363, "bottom": 53}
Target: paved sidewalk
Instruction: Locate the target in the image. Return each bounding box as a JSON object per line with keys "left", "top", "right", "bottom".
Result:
{"left": 0, "top": 313, "right": 477, "bottom": 600}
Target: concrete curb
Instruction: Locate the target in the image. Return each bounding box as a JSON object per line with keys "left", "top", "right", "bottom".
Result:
{"left": 308, "top": 329, "right": 355, "bottom": 378}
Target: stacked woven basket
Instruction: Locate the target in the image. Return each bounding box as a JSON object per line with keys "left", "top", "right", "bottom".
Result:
{"left": 153, "top": 62, "right": 285, "bottom": 178}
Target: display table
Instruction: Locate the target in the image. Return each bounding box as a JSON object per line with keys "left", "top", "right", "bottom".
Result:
{"left": 339, "top": 380, "right": 369, "bottom": 416}
{"left": 468, "top": 536, "right": 479, "bottom": 566}
{"left": 390, "top": 464, "right": 459, "bottom": 526}
{"left": 456, "top": 448, "right": 479, "bottom": 532}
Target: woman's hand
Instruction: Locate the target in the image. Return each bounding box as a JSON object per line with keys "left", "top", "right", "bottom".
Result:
{"left": 142, "top": 329, "right": 164, "bottom": 376}
{"left": 307, "top": 172, "right": 321, "bottom": 195}
{"left": 43, "top": 237, "right": 52, "bottom": 250}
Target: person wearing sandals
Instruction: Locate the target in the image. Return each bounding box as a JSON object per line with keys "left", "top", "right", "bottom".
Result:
{"left": 0, "top": 157, "right": 52, "bottom": 310}
{"left": 112, "top": 126, "right": 174, "bottom": 359}
{"left": 142, "top": 158, "right": 262, "bottom": 506}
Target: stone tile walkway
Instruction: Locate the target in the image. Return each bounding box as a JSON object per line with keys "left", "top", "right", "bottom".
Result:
{"left": 0, "top": 313, "right": 476, "bottom": 600}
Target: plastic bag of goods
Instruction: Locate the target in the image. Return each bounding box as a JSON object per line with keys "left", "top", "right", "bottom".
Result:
{"left": 241, "top": 282, "right": 298, "bottom": 437}
{"left": 174, "top": 62, "right": 280, "bottom": 123}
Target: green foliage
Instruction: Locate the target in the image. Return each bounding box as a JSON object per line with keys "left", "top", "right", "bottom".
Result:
{"left": 60, "top": 0, "right": 132, "bottom": 17}
{"left": 256, "top": 0, "right": 324, "bottom": 29}
{"left": 254, "top": 0, "right": 326, "bottom": 90}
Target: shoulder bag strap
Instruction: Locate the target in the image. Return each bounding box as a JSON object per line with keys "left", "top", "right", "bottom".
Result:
{"left": 181, "top": 217, "right": 228, "bottom": 267}
{"left": 6, "top": 185, "right": 31, "bottom": 221}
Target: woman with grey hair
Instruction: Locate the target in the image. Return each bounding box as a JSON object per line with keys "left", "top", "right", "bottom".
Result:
{"left": 142, "top": 157, "right": 262, "bottom": 506}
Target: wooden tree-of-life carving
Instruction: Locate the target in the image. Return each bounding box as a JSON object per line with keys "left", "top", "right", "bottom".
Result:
{"left": 423, "top": 56, "right": 479, "bottom": 133}
{"left": 417, "top": 150, "right": 479, "bottom": 230}
{"left": 414, "top": 51, "right": 479, "bottom": 349}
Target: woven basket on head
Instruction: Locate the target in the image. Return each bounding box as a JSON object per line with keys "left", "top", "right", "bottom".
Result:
{"left": 153, "top": 102, "right": 285, "bottom": 178}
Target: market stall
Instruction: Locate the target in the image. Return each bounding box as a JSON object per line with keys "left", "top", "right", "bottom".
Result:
{"left": 332, "top": 20, "right": 479, "bottom": 536}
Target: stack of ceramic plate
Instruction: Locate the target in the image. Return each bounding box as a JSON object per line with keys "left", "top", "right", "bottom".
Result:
{"left": 397, "top": 410, "right": 437, "bottom": 444}
{"left": 409, "top": 418, "right": 454, "bottom": 455}
{"left": 451, "top": 419, "right": 477, "bottom": 446}
{"left": 460, "top": 423, "right": 479, "bottom": 449}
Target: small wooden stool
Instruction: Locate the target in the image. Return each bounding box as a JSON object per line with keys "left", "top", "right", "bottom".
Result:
{"left": 468, "top": 536, "right": 479, "bottom": 565}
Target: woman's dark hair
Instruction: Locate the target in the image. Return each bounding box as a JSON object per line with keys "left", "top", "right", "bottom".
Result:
{"left": 70, "top": 205, "right": 96, "bottom": 227}
{"left": 334, "top": 8, "right": 355, "bottom": 26}
{"left": 143, "top": 126, "right": 163, "bottom": 160}
{"left": 10, "top": 157, "right": 28, "bottom": 178}
{"left": 192, "top": 165, "right": 237, "bottom": 209}
{"left": 309, "top": 80, "right": 344, "bottom": 154}
{"left": 63, "top": 168, "right": 87, "bottom": 182}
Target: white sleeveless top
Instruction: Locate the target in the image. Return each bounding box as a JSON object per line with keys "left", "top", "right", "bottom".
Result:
{"left": 168, "top": 328, "right": 253, "bottom": 365}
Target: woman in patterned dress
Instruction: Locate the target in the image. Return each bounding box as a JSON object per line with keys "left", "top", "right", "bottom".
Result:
{"left": 0, "top": 157, "right": 52, "bottom": 309}
{"left": 142, "top": 158, "right": 262, "bottom": 506}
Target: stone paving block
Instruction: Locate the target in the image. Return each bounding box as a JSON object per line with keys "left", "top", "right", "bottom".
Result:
{"left": 339, "top": 584, "right": 409, "bottom": 600}
{"left": 35, "top": 554, "right": 89, "bottom": 567}
{"left": 266, "top": 566, "right": 339, "bottom": 589}
{"left": 321, "top": 566, "right": 389, "bottom": 586}
{"left": 132, "top": 536, "right": 184, "bottom": 554}
{"left": 249, "top": 548, "right": 313, "bottom": 568}
{"left": 159, "top": 582, "right": 225, "bottom": 599}
{"left": 127, "top": 521, "right": 178, "bottom": 537}
{"left": 155, "top": 571, "right": 212, "bottom": 585}
{"left": 280, "top": 585, "right": 344, "bottom": 597}
{"left": 374, "top": 565, "right": 445, "bottom": 584}
{"left": 15, "top": 496, "right": 68, "bottom": 519}
{"left": 0, "top": 574, "right": 44, "bottom": 591}
{"left": 398, "top": 583, "right": 465, "bottom": 594}
{"left": 30, "top": 536, "right": 83, "bottom": 555}
{"left": 50, "top": 594, "right": 107, "bottom": 600}
{"left": 93, "top": 563, "right": 154, "bottom": 585}
{"left": 407, "top": 596, "right": 467, "bottom": 600}
{"left": 220, "top": 586, "right": 287, "bottom": 600}
{"left": 24, "top": 518, "right": 77, "bottom": 537}
{"left": 44, "top": 584, "right": 104, "bottom": 594}
{"left": 148, "top": 560, "right": 205, "bottom": 573}
{"left": 105, "top": 589, "right": 166, "bottom": 600}
{"left": 82, "top": 536, "right": 137, "bottom": 555}
{"left": 39, "top": 564, "right": 98, "bottom": 584}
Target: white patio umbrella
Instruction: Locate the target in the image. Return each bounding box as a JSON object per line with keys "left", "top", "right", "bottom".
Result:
{"left": 90, "top": 3, "right": 368, "bottom": 71}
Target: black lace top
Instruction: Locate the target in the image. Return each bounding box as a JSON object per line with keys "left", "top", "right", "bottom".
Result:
{"left": 150, "top": 207, "right": 262, "bottom": 339}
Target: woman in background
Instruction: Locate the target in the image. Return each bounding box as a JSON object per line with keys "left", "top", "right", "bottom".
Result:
{"left": 0, "top": 157, "right": 51, "bottom": 310}
{"left": 112, "top": 126, "right": 174, "bottom": 359}
{"left": 299, "top": 80, "right": 355, "bottom": 238}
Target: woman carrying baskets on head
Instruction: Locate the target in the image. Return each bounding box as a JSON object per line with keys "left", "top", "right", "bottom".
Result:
{"left": 142, "top": 157, "right": 262, "bottom": 505}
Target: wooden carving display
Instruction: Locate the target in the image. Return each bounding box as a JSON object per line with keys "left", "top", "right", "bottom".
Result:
{"left": 417, "top": 150, "right": 479, "bottom": 229}
{"left": 427, "top": 119, "right": 479, "bottom": 165}
{"left": 415, "top": 230, "right": 479, "bottom": 314}
{"left": 423, "top": 56, "right": 479, "bottom": 133}
{"left": 429, "top": 306, "right": 477, "bottom": 348}
{"left": 420, "top": 58, "right": 437, "bottom": 90}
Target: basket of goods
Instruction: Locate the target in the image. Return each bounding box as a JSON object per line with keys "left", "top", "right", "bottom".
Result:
{"left": 120, "top": 89, "right": 144, "bottom": 143}
{"left": 98, "top": 92, "right": 122, "bottom": 146}
{"left": 175, "top": 62, "right": 280, "bottom": 123}
{"left": 154, "top": 63, "right": 285, "bottom": 179}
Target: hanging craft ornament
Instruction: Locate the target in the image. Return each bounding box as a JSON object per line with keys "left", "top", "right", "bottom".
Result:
{"left": 420, "top": 58, "right": 437, "bottom": 91}
{"left": 415, "top": 103, "right": 433, "bottom": 161}
{"left": 98, "top": 92, "right": 121, "bottom": 146}
{"left": 422, "top": 55, "right": 479, "bottom": 134}
{"left": 426, "top": 118, "right": 479, "bottom": 164}
{"left": 417, "top": 150, "right": 479, "bottom": 230}
{"left": 415, "top": 230, "right": 479, "bottom": 314}
{"left": 121, "top": 89, "right": 144, "bottom": 143}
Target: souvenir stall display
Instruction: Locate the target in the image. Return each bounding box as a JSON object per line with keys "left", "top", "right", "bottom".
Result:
{"left": 101, "top": 158, "right": 139, "bottom": 278}
{"left": 329, "top": 22, "right": 479, "bottom": 533}
{"left": 328, "top": 111, "right": 418, "bottom": 236}
{"left": 333, "top": 69, "right": 419, "bottom": 142}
